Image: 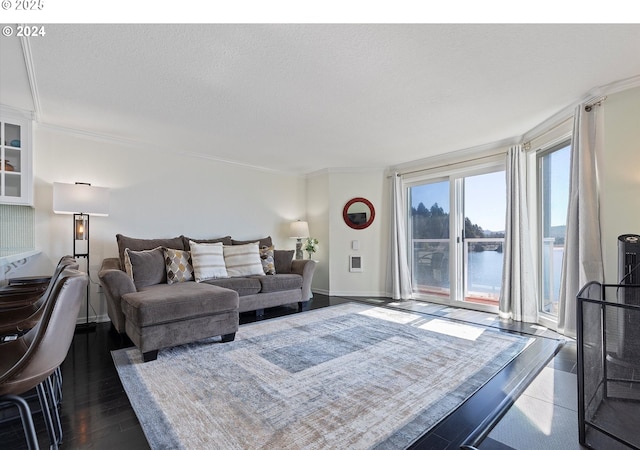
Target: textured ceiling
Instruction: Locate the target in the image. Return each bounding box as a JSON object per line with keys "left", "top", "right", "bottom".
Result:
{"left": 1, "top": 24, "right": 640, "bottom": 173}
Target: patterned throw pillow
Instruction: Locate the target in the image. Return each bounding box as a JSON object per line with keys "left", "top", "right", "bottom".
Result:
{"left": 164, "top": 248, "right": 194, "bottom": 284}
{"left": 259, "top": 245, "right": 276, "bottom": 275}
{"left": 189, "top": 241, "right": 229, "bottom": 282}
{"left": 223, "top": 242, "right": 265, "bottom": 277}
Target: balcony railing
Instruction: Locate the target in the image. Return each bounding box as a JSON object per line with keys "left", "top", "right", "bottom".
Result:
{"left": 411, "top": 237, "right": 505, "bottom": 305}
{"left": 541, "top": 237, "right": 562, "bottom": 315}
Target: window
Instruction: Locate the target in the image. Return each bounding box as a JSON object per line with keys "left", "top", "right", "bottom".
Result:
{"left": 537, "top": 141, "right": 571, "bottom": 317}
{"left": 463, "top": 171, "right": 506, "bottom": 305}
{"left": 407, "top": 160, "right": 506, "bottom": 311}
{"left": 409, "top": 179, "right": 451, "bottom": 298}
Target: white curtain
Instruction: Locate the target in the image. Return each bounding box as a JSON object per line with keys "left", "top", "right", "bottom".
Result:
{"left": 391, "top": 173, "right": 412, "bottom": 299}
{"left": 557, "top": 104, "right": 604, "bottom": 337}
{"left": 499, "top": 145, "right": 538, "bottom": 322}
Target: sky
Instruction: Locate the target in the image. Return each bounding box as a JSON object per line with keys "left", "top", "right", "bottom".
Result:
{"left": 547, "top": 146, "right": 571, "bottom": 227}
{"left": 410, "top": 173, "right": 506, "bottom": 231}
{"left": 410, "top": 147, "right": 571, "bottom": 233}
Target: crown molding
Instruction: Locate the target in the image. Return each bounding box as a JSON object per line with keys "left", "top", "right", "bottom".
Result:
{"left": 589, "top": 74, "right": 640, "bottom": 98}
{"left": 20, "top": 35, "right": 41, "bottom": 123}
{"left": 0, "top": 104, "right": 34, "bottom": 120}
{"left": 177, "top": 150, "right": 296, "bottom": 176}
{"left": 305, "top": 166, "right": 386, "bottom": 178}
{"left": 36, "top": 122, "right": 145, "bottom": 148}
{"left": 36, "top": 122, "right": 302, "bottom": 176}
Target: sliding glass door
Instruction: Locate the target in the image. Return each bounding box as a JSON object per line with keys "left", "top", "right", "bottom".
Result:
{"left": 463, "top": 171, "right": 506, "bottom": 306}
{"left": 408, "top": 165, "right": 506, "bottom": 311}
{"left": 409, "top": 179, "right": 451, "bottom": 299}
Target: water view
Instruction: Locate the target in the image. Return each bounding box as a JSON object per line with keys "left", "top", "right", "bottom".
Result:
{"left": 413, "top": 239, "right": 564, "bottom": 311}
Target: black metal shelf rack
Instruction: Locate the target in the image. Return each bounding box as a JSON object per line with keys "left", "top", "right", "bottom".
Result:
{"left": 577, "top": 281, "right": 640, "bottom": 450}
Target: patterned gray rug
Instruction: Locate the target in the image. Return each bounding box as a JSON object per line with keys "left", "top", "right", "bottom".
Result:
{"left": 112, "top": 302, "right": 532, "bottom": 449}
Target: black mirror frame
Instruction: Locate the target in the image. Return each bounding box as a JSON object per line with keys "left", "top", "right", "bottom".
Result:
{"left": 343, "top": 197, "right": 375, "bottom": 230}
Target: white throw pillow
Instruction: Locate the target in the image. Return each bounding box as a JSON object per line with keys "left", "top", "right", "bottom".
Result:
{"left": 223, "top": 242, "right": 265, "bottom": 277}
{"left": 189, "top": 240, "right": 229, "bottom": 282}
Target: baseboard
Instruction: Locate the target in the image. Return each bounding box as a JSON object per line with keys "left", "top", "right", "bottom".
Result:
{"left": 75, "top": 313, "right": 110, "bottom": 325}
{"left": 326, "top": 290, "right": 390, "bottom": 298}
{"left": 311, "top": 288, "right": 330, "bottom": 296}
{"left": 312, "top": 289, "right": 393, "bottom": 298}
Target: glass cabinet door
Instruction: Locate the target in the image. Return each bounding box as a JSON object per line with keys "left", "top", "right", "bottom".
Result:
{"left": 0, "top": 110, "right": 32, "bottom": 205}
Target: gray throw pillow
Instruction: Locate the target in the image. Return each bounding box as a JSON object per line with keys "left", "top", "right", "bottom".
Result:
{"left": 183, "top": 236, "right": 233, "bottom": 248}
{"left": 124, "top": 247, "right": 167, "bottom": 289}
{"left": 116, "top": 234, "right": 186, "bottom": 268}
{"left": 231, "top": 236, "right": 273, "bottom": 248}
{"left": 274, "top": 249, "right": 295, "bottom": 274}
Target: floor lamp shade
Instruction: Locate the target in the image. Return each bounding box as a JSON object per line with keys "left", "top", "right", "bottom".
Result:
{"left": 53, "top": 182, "right": 110, "bottom": 216}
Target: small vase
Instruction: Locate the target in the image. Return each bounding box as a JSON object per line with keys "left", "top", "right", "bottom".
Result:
{"left": 1, "top": 160, "right": 14, "bottom": 172}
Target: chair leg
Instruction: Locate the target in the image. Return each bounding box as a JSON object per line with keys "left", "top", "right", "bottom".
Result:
{"left": 53, "top": 367, "right": 63, "bottom": 404}
{"left": 0, "top": 394, "right": 40, "bottom": 450}
{"left": 36, "top": 383, "right": 58, "bottom": 450}
{"left": 45, "top": 377, "right": 63, "bottom": 445}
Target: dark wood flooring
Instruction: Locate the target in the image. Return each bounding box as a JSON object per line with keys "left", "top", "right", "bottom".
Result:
{"left": 0, "top": 295, "right": 563, "bottom": 449}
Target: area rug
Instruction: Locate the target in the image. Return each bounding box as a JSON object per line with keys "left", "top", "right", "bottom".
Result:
{"left": 112, "top": 302, "right": 532, "bottom": 449}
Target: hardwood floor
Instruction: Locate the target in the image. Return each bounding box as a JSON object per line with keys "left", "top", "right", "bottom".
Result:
{"left": 0, "top": 295, "right": 563, "bottom": 449}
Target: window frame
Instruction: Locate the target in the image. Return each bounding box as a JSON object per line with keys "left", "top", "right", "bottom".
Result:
{"left": 404, "top": 154, "right": 506, "bottom": 313}
{"left": 526, "top": 116, "right": 573, "bottom": 330}
{"left": 535, "top": 138, "right": 572, "bottom": 327}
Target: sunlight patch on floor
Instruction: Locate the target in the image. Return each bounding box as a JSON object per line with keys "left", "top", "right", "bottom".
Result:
{"left": 358, "top": 307, "right": 424, "bottom": 324}
{"left": 419, "top": 319, "right": 485, "bottom": 341}
{"left": 530, "top": 324, "right": 548, "bottom": 331}
{"left": 517, "top": 397, "right": 555, "bottom": 436}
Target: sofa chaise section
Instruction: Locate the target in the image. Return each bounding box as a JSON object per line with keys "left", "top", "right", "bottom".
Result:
{"left": 98, "top": 234, "right": 316, "bottom": 361}
{"left": 122, "top": 282, "right": 239, "bottom": 362}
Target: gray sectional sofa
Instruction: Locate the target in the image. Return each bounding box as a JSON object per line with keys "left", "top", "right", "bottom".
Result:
{"left": 98, "top": 234, "right": 316, "bottom": 361}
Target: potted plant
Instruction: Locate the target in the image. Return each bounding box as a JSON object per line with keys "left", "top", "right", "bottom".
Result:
{"left": 303, "top": 238, "right": 319, "bottom": 259}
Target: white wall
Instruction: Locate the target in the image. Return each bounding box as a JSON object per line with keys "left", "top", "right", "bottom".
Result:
{"left": 13, "top": 126, "right": 307, "bottom": 322}
{"left": 600, "top": 86, "right": 640, "bottom": 283}
{"left": 306, "top": 169, "right": 389, "bottom": 298}
{"left": 327, "top": 170, "right": 388, "bottom": 297}
{"left": 306, "top": 171, "right": 330, "bottom": 294}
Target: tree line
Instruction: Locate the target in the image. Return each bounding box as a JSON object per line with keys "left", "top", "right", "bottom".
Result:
{"left": 411, "top": 202, "right": 504, "bottom": 241}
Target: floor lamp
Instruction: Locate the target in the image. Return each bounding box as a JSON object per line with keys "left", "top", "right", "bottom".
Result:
{"left": 53, "top": 182, "right": 110, "bottom": 331}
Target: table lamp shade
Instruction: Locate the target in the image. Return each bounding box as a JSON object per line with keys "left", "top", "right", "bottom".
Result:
{"left": 53, "top": 182, "right": 109, "bottom": 216}
{"left": 289, "top": 220, "right": 309, "bottom": 238}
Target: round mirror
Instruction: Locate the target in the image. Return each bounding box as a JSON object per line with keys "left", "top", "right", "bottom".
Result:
{"left": 343, "top": 197, "right": 375, "bottom": 230}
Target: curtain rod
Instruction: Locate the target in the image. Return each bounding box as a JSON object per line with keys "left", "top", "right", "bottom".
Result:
{"left": 585, "top": 96, "right": 608, "bottom": 112}
{"left": 391, "top": 149, "right": 507, "bottom": 178}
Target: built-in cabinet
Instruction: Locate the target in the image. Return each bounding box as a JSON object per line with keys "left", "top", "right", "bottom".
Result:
{"left": 0, "top": 108, "right": 32, "bottom": 205}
